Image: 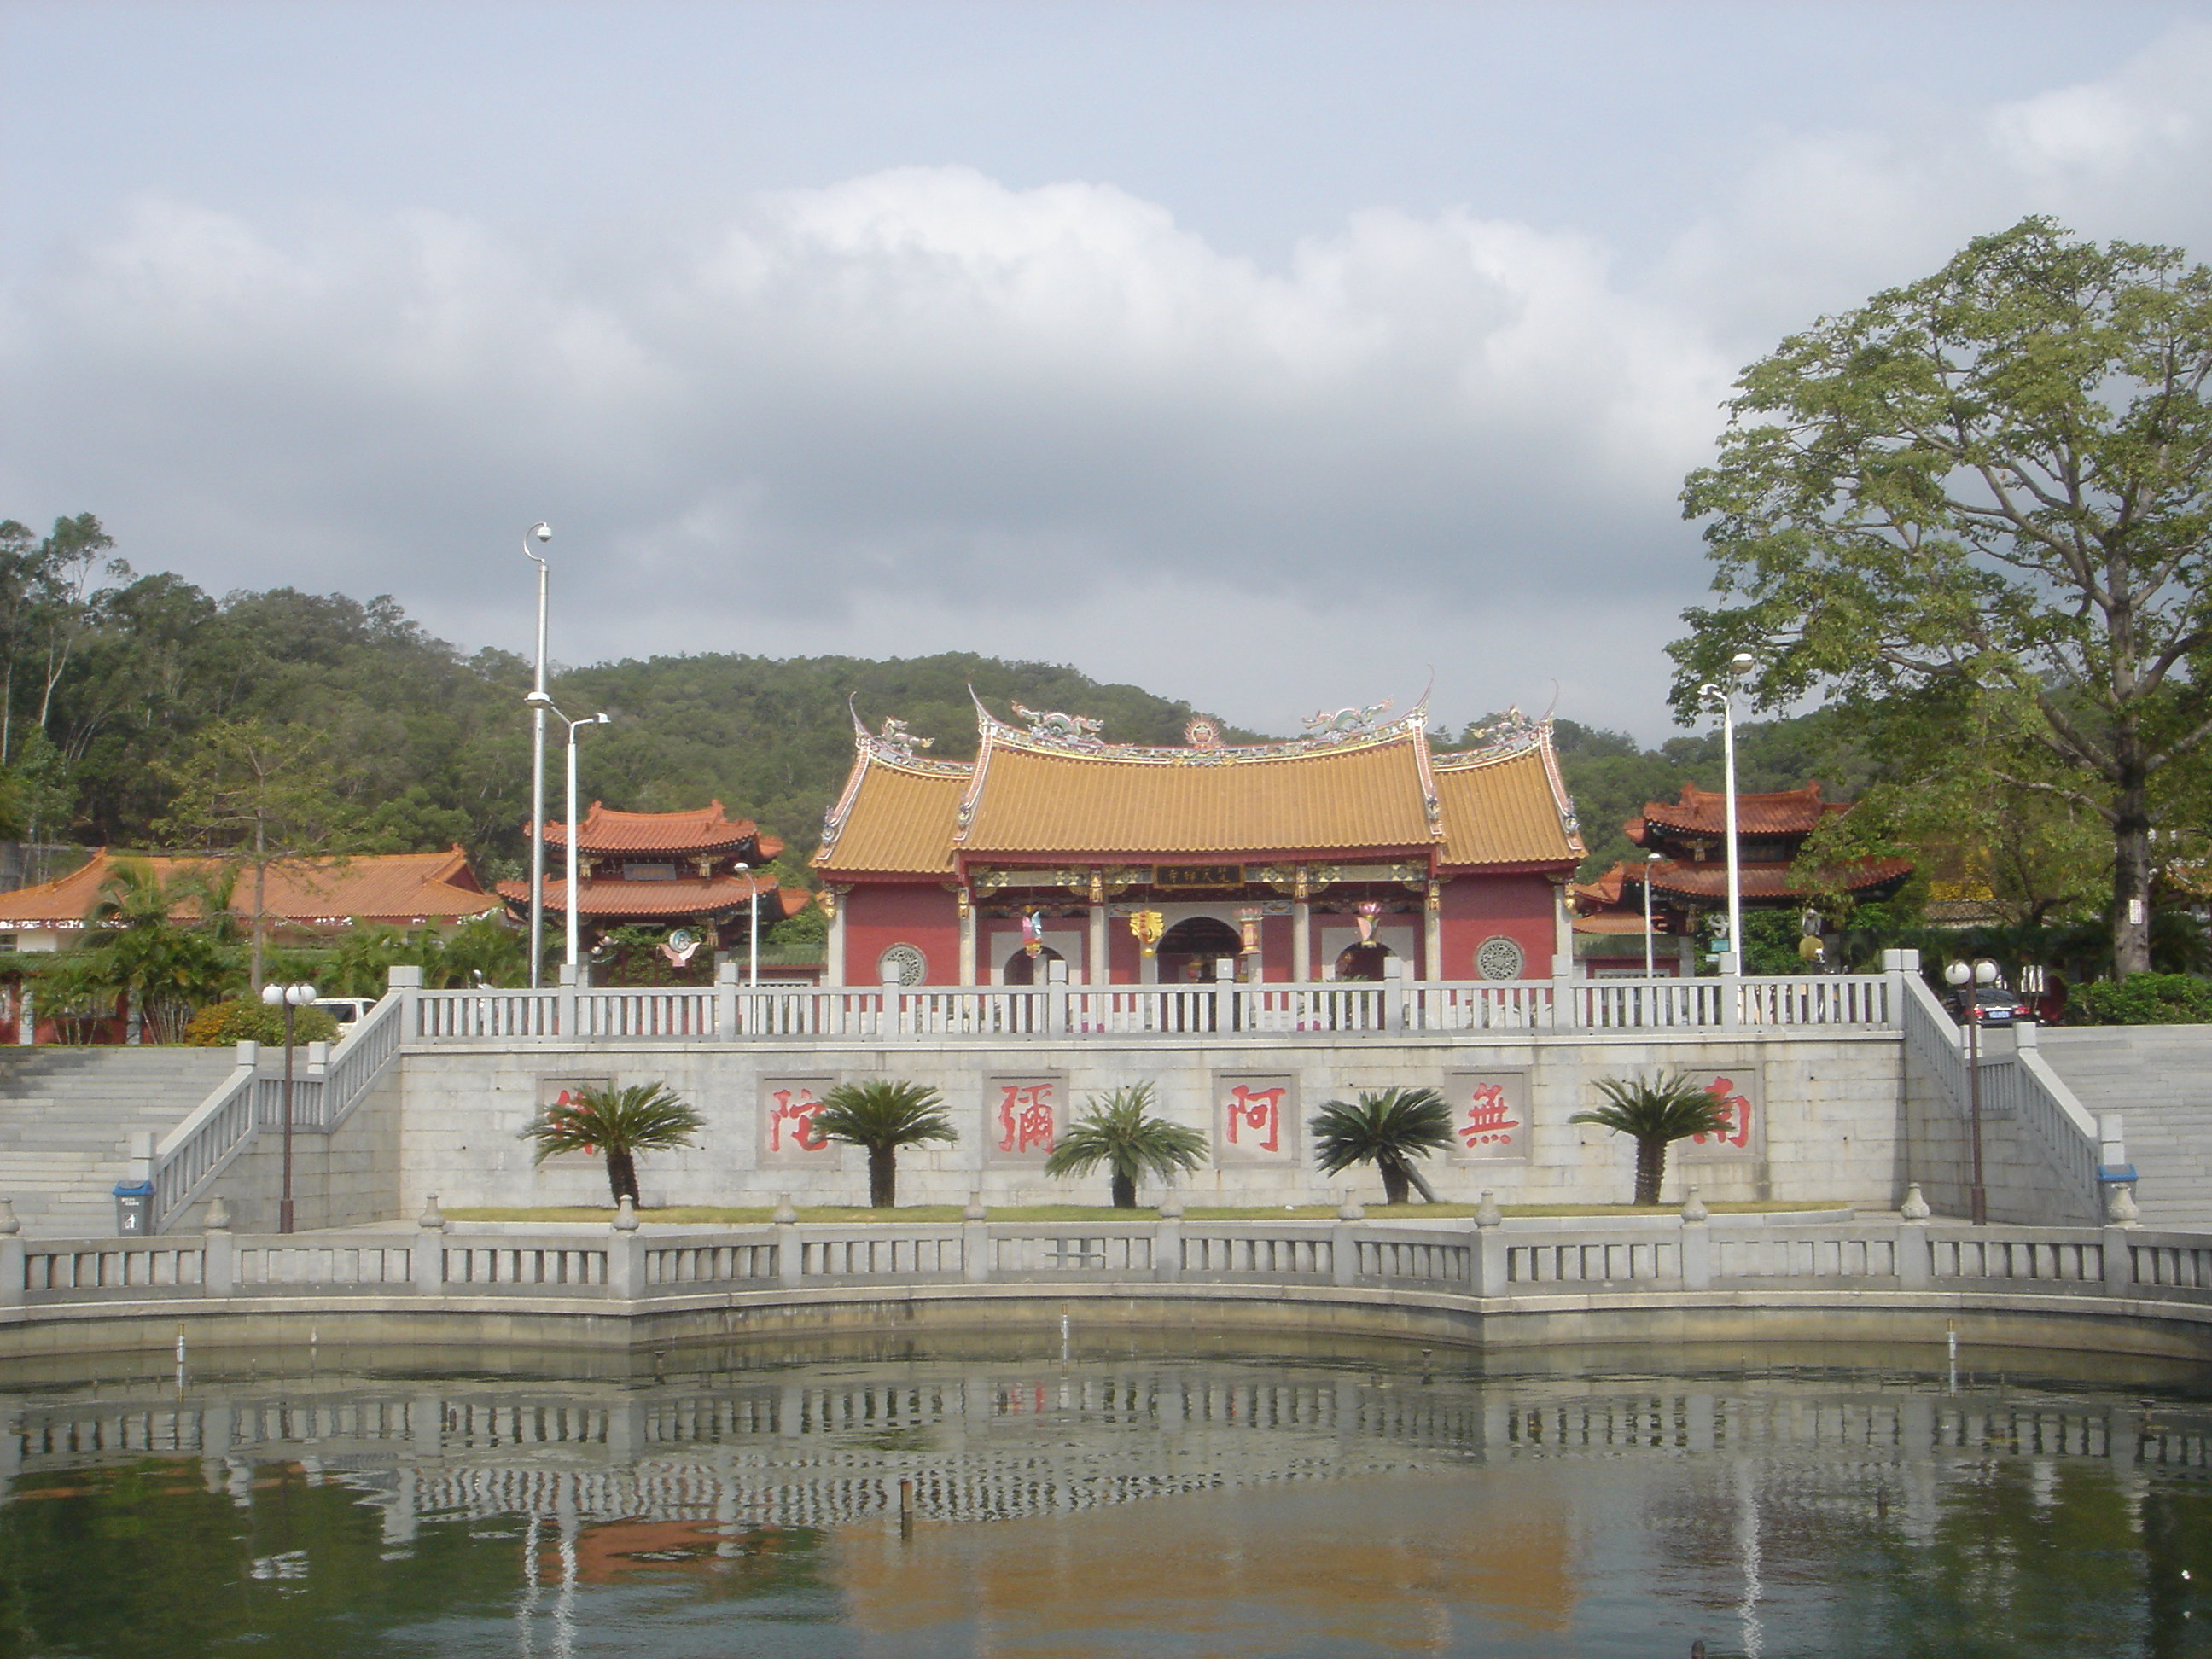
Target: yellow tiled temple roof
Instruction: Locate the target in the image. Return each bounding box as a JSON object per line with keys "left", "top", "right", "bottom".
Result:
{"left": 817, "top": 699, "right": 1584, "bottom": 876}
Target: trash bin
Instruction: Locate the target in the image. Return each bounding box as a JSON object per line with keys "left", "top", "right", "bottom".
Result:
{"left": 113, "top": 1180, "right": 154, "bottom": 1236}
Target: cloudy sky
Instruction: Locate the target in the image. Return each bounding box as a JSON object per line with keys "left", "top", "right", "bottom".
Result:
{"left": 5, "top": 2, "right": 2212, "bottom": 742}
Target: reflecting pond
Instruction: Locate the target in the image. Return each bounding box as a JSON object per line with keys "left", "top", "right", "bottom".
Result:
{"left": 2, "top": 1338, "right": 2211, "bottom": 1656}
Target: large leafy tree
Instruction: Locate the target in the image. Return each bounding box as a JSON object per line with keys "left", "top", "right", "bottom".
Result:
{"left": 1044, "top": 1084, "right": 1208, "bottom": 1208}
{"left": 1674, "top": 218, "right": 2212, "bottom": 977}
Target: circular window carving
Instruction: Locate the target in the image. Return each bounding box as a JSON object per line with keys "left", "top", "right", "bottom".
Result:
{"left": 877, "top": 944, "right": 928, "bottom": 987}
{"left": 1475, "top": 935, "right": 1526, "bottom": 981}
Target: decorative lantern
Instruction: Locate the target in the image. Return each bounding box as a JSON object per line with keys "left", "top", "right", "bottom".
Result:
{"left": 1355, "top": 899, "right": 1382, "bottom": 946}
{"left": 1129, "top": 909, "right": 1165, "bottom": 958}
{"left": 1236, "top": 907, "right": 1262, "bottom": 957}
{"left": 1022, "top": 910, "right": 1045, "bottom": 958}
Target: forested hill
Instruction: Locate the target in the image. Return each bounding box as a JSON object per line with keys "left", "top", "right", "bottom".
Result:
{"left": 1, "top": 515, "right": 1843, "bottom": 888}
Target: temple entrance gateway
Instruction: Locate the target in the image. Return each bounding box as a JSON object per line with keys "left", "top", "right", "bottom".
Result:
{"left": 1157, "top": 917, "right": 1242, "bottom": 983}
{"left": 1001, "top": 946, "right": 1065, "bottom": 987}
{"left": 1333, "top": 941, "right": 1394, "bottom": 981}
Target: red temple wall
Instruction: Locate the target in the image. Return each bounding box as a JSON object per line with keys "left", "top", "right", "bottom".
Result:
{"left": 842, "top": 883, "right": 959, "bottom": 984}
{"left": 1437, "top": 874, "right": 1561, "bottom": 980}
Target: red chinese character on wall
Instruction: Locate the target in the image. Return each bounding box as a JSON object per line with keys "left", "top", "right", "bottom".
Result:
{"left": 1693, "top": 1076, "right": 1754, "bottom": 1150}
{"left": 1226, "top": 1085, "right": 1284, "bottom": 1152}
{"left": 998, "top": 1082, "right": 1057, "bottom": 1154}
{"left": 768, "top": 1087, "right": 828, "bottom": 1154}
{"left": 1458, "top": 1083, "right": 1522, "bottom": 1149}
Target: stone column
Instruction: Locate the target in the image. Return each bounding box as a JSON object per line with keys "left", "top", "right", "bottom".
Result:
{"left": 1423, "top": 880, "right": 1443, "bottom": 981}
{"left": 824, "top": 887, "right": 847, "bottom": 986}
{"left": 1088, "top": 898, "right": 1109, "bottom": 987}
{"left": 958, "top": 887, "right": 976, "bottom": 986}
{"left": 1291, "top": 867, "right": 1312, "bottom": 982}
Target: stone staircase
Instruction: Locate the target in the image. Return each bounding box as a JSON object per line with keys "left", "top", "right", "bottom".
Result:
{"left": 2034, "top": 1027, "right": 2212, "bottom": 1231}
{"left": 0, "top": 1047, "right": 238, "bottom": 1236}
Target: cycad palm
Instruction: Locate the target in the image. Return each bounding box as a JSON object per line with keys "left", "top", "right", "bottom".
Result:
{"left": 1310, "top": 1086, "right": 1453, "bottom": 1206}
{"left": 812, "top": 1080, "right": 958, "bottom": 1208}
{"left": 1044, "top": 1084, "right": 1208, "bottom": 1208}
{"left": 518, "top": 1080, "right": 704, "bottom": 1207}
{"left": 1570, "top": 1072, "right": 1732, "bottom": 1206}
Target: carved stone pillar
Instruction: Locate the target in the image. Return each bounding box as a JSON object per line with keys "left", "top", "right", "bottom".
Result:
{"left": 824, "top": 887, "right": 847, "bottom": 986}
{"left": 1424, "top": 879, "right": 1443, "bottom": 981}
{"left": 1292, "top": 865, "right": 1313, "bottom": 983}
{"left": 958, "top": 887, "right": 977, "bottom": 986}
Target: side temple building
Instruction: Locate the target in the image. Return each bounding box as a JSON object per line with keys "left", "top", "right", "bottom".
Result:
{"left": 812, "top": 699, "right": 1585, "bottom": 987}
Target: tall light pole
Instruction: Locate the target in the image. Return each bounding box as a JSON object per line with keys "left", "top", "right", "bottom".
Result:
{"left": 1699, "top": 652, "right": 1755, "bottom": 975}
{"left": 1643, "top": 850, "right": 1662, "bottom": 978}
{"left": 1944, "top": 957, "right": 1998, "bottom": 1225}
{"left": 523, "top": 522, "right": 553, "bottom": 988}
{"left": 735, "top": 861, "right": 760, "bottom": 987}
{"left": 545, "top": 705, "right": 610, "bottom": 975}
{"left": 261, "top": 980, "right": 317, "bottom": 1234}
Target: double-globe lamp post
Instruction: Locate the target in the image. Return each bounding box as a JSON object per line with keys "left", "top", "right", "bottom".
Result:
{"left": 260, "top": 981, "right": 317, "bottom": 1235}
{"left": 523, "top": 696, "right": 612, "bottom": 977}
{"left": 1697, "top": 652, "right": 1756, "bottom": 975}
{"left": 1944, "top": 958, "right": 2000, "bottom": 1225}
{"left": 522, "top": 521, "right": 552, "bottom": 988}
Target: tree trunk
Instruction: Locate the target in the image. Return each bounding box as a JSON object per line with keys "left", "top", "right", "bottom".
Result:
{"left": 1380, "top": 1160, "right": 1410, "bottom": 1207}
{"left": 1111, "top": 1170, "right": 1137, "bottom": 1209}
{"left": 605, "top": 1148, "right": 638, "bottom": 1207}
{"left": 2112, "top": 777, "right": 2154, "bottom": 980}
{"left": 1633, "top": 1138, "right": 1667, "bottom": 1207}
{"left": 869, "top": 1145, "right": 896, "bottom": 1209}
{"left": 1404, "top": 1161, "right": 1441, "bottom": 1204}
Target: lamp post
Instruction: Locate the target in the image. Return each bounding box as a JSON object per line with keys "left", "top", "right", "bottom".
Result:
{"left": 734, "top": 861, "right": 760, "bottom": 987}
{"left": 1943, "top": 958, "right": 1998, "bottom": 1225}
{"left": 522, "top": 521, "right": 552, "bottom": 988}
{"left": 1698, "top": 652, "right": 1755, "bottom": 975}
{"left": 544, "top": 706, "right": 610, "bottom": 975}
{"left": 260, "top": 980, "right": 317, "bottom": 1234}
{"left": 1643, "top": 850, "right": 1662, "bottom": 979}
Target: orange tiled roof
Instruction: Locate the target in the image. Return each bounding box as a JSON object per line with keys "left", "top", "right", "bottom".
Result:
{"left": 817, "top": 703, "right": 1582, "bottom": 876}
{"left": 542, "top": 800, "right": 782, "bottom": 859}
{"left": 1628, "top": 782, "right": 1847, "bottom": 844}
{"left": 493, "top": 873, "right": 803, "bottom": 920}
{"left": 1585, "top": 856, "right": 1912, "bottom": 904}
{"left": 0, "top": 848, "right": 498, "bottom": 930}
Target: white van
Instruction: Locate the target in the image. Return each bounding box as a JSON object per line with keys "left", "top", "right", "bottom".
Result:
{"left": 312, "top": 998, "right": 377, "bottom": 1027}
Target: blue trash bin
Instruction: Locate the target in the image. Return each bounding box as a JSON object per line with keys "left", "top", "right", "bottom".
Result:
{"left": 114, "top": 1180, "right": 154, "bottom": 1236}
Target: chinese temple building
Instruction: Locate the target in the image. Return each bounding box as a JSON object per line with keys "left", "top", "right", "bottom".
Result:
{"left": 496, "top": 800, "right": 809, "bottom": 958}
{"left": 0, "top": 847, "right": 499, "bottom": 950}
{"left": 812, "top": 697, "right": 1585, "bottom": 986}
{"left": 1571, "top": 782, "right": 1911, "bottom": 974}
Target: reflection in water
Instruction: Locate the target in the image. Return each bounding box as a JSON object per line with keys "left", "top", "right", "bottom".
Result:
{"left": 0, "top": 1348, "right": 2209, "bottom": 1655}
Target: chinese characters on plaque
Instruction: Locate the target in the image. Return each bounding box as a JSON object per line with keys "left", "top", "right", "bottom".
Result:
{"left": 1680, "top": 1069, "right": 1760, "bottom": 1160}
{"left": 1447, "top": 1070, "right": 1528, "bottom": 1162}
{"left": 1214, "top": 1074, "right": 1296, "bottom": 1163}
{"left": 987, "top": 1076, "right": 1062, "bottom": 1161}
{"left": 758, "top": 1077, "right": 835, "bottom": 1164}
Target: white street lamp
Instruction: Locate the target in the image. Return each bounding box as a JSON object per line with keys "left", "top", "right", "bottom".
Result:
{"left": 1698, "top": 652, "right": 1756, "bottom": 975}
{"left": 522, "top": 521, "right": 552, "bottom": 988}
{"left": 1943, "top": 957, "right": 2000, "bottom": 1225}
{"left": 260, "top": 980, "right": 318, "bottom": 1234}
{"left": 1643, "top": 850, "right": 1662, "bottom": 979}
{"left": 553, "top": 707, "right": 610, "bottom": 975}
{"left": 734, "top": 860, "right": 760, "bottom": 987}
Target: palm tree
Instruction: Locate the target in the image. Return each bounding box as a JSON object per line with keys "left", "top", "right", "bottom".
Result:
{"left": 1045, "top": 1083, "right": 1208, "bottom": 1208}
{"left": 1570, "top": 1072, "right": 1733, "bottom": 1206}
{"left": 1311, "top": 1086, "right": 1453, "bottom": 1206}
{"left": 84, "top": 859, "right": 235, "bottom": 1042}
{"left": 811, "top": 1080, "right": 958, "bottom": 1208}
{"left": 517, "top": 1080, "right": 705, "bottom": 1208}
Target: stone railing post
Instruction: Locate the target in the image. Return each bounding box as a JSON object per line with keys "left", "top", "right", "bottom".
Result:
{"left": 962, "top": 1192, "right": 991, "bottom": 1284}
{"left": 386, "top": 965, "right": 422, "bottom": 1039}
{"left": 1154, "top": 1190, "right": 1183, "bottom": 1284}
{"left": 608, "top": 1196, "right": 643, "bottom": 1299}
{"left": 1896, "top": 1192, "right": 1932, "bottom": 1291}
{"left": 775, "top": 1194, "right": 804, "bottom": 1288}
{"left": 202, "top": 1196, "right": 235, "bottom": 1296}
{"left": 1551, "top": 958, "right": 1580, "bottom": 1032}
{"left": 1048, "top": 957, "right": 1069, "bottom": 1038}
{"left": 2103, "top": 1224, "right": 2138, "bottom": 1297}
{"left": 558, "top": 963, "right": 581, "bottom": 1040}
{"left": 0, "top": 1201, "right": 24, "bottom": 1312}
{"left": 1213, "top": 958, "right": 1235, "bottom": 1036}
{"left": 879, "top": 968, "right": 903, "bottom": 1039}
{"left": 1679, "top": 1189, "right": 1712, "bottom": 1290}
{"left": 413, "top": 1194, "right": 445, "bottom": 1294}
{"left": 716, "top": 958, "right": 742, "bottom": 1042}
{"left": 1468, "top": 1192, "right": 1505, "bottom": 1298}
{"left": 1332, "top": 1191, "right": 1363, "bottom": 1286}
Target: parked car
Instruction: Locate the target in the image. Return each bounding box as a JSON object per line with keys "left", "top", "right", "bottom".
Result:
{"left": 311, "top": 998, "right": 376, "bottom": 1027}
{"left": 1945, "top": 987, "right": 2037, "bottom": 1026}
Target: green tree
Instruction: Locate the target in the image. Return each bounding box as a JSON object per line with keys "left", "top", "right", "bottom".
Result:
{"left": 1570, "top": 1072, "right": 1732, "bottom": 1206}
{"left": 1675, "top": 218, "right": 2212, "bottom": 979}
{"left": 82, "top": 859, "right": 235, "bottom": 1042}
{"left": 1044, "top": 1083, "right": 1208, "bottom": 1208}
{"left": 516, "top": 1080, "right": 704, "bottom": 1207}
{"left": 154, "top": 718, "right": 355, "bottom": 994}
{"left": 810, "top": 1080, "right": 958, "bottom": 1208}
{"left": 1310, "top": 1086, "right": 1453, "bottom": 1206}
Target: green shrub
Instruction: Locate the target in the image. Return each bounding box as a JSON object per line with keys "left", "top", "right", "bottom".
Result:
{"left": 181, "top": 1000, "right": 341, "bottom": 1047}
{"left": 2067, "top": 974, "right": 2212, "bottom": 1026}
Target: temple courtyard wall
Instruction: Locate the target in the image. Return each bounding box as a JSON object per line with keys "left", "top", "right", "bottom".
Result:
{"left": 158, "top": 1028, "right": 2033, "bottom": 1230}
